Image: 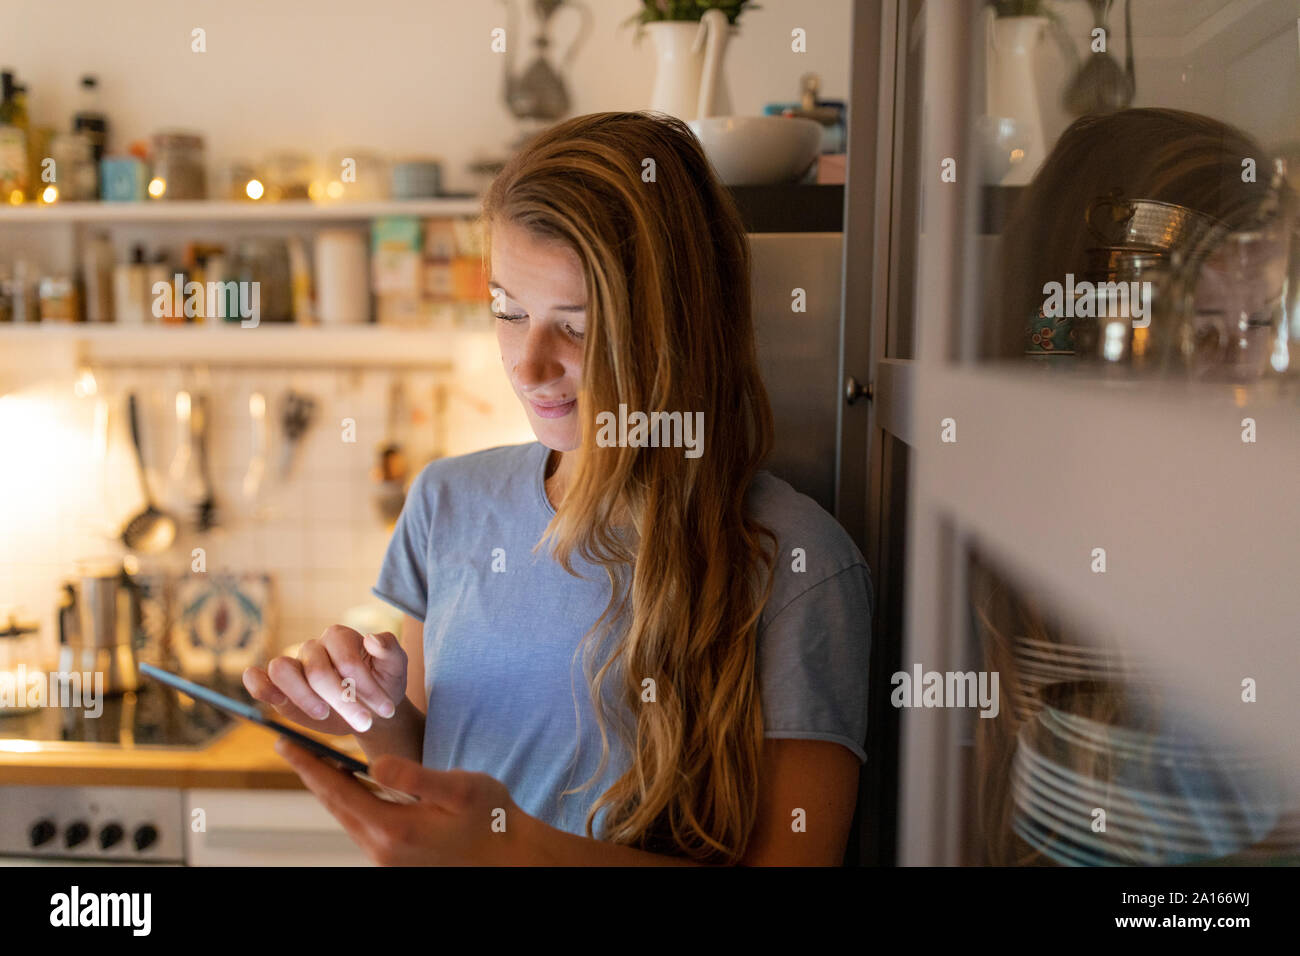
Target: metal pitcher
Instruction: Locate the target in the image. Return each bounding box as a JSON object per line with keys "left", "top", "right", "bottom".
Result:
{"left": 57, "top": 559, "right": 143, "bottom": 695}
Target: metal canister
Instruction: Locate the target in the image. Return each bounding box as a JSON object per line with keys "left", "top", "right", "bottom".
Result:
{"left": 1072, "top": 245, "right": 1167, "bottom": 364}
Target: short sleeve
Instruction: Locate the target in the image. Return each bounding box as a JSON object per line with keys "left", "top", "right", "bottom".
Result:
{"left": 758, "top": 563, "right": 873, "bottom": 764}
{"left": 371, "top": 465, "right": 435, "bottom": 621}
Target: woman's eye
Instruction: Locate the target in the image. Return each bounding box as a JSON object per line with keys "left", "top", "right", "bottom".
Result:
{"left": 494, "top": 311, "right": 527, "bottom": 322}
{"left": 565, "top": 324, "right": 585, "bottom": 339}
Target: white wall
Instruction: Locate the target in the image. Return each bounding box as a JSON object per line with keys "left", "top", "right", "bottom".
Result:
{"left": 2, "top": 0, "right": 852, "bottom": 196}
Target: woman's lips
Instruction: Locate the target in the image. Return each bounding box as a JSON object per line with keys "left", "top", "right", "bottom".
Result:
{"left": 529, "top": 398, "right": 576, "bottom": 419}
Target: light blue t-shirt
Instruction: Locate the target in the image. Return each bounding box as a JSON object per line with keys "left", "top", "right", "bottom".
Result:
{"left": 372, "top": 441, "right": 872, "bottom": 839}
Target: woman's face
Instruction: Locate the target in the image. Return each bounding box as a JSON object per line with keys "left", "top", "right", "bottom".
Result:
{"left": 490, "top": 221, "right": 587, "bottom": 452}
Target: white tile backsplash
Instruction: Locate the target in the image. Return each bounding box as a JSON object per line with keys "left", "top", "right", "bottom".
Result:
{"left": 0, "top": 337, "right": 535, "bottom": 664}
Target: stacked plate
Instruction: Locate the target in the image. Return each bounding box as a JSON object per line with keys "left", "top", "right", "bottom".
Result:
{"left": 1011, "top": 681, "right": 1298, "bottom": 866}
{"left": 1007, "top": 634, "right": 1150, "bottom": 722}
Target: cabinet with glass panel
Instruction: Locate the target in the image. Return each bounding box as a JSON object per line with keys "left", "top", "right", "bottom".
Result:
{"left": 846, "top": 0, "right": 1299, "bottom": 865}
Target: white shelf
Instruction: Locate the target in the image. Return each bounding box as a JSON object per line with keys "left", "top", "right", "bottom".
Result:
{"left": 0, "top": 323, "right": 492, "bottom": 368}
{"left": 0, "top": 198, "right": 483, "bottom": 224}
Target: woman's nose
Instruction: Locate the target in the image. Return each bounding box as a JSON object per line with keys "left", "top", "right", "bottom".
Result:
{"left": 515, "top": 325, "right": 567, "bottom": 387}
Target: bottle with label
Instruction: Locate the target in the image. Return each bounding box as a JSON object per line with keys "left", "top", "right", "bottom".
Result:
{"left": 73, "top": 75, "right": 108, "bottom": 199}
{"left": 12, "top": 83, "right": 39, "bottom": 201}
{"left": 146, "top": 250, "right": 183, "bottom": 323}
{"left": 83, "top": 232, "right": 115, "bottom": 321}
{"left": 0, "top": 71, "right": 29, "bottom": 203}
{"left": 113, "top": 245, "right": 149, "bottom": 325}
{"left": 11, "top": 259, "right": 40, "bottom": 322}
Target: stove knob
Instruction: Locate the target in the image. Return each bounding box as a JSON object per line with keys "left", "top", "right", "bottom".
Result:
{"left": 29, "top": 819, "right": 56, "bottom": 848}
{"left": 132, "top": 824, "right": 158, "bottom": 852}
{"left": 64, "top": 821, "right": 90, "bottom": 849}
{"left": 99, "top": 823, "right": 125, "bottom": 850}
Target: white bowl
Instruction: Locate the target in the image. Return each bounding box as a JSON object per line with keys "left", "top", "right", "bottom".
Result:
{"left": 687, "top": 115, "right": 824, "bottom": 186}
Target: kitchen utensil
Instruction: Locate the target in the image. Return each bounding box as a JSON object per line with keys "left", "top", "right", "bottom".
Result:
{"left": 372, "top": 377, "right": 409, "bottom": 527}
{"left": 57, "top": 558, "right": 145, "bottom": 696}
{"left": 191, "top": 392, "right": 218, "bottom": 532}
{"left": 90, "top": 393, "right": 118, "bottom": 538}
{"left": 121, "top": 393, "right": 178, "bottom": 553}
{"left": 686, "top": 115, "right": 823, "bottom": 186}
{"left": 501, "top": 0, "right": 592, "bottom": 124}
{"left": 243, "top": 390, "right": 271, "bottom": 515}
{"left": 1062, "top": 0, "right": 1135, "bottom": 116}
{"left": 168, "top": 389, "right": 194, "bottom": 505}
{"left": 278, "top": 389, "right": 317, "bottom": 479}
{"left": 1085, "top": 192, "right": 1224, "bottom": 252}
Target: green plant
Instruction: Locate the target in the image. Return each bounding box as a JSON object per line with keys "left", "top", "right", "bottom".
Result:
{"left": 622, "top": 1, "right": 760, "bottom": 41}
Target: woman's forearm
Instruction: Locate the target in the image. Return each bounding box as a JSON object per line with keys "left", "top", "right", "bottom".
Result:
{"left": 521, "top": 814, "right": 705, "bottom": 866}
{"left": 354, "top": 695, "right": 424, "bottom": 763}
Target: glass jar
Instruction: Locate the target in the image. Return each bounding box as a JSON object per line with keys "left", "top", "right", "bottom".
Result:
{"left": 38, "top": 275, "right": 80, "bottom": 322}
{"left": 264, "top": 152, "right": 319, "bottom": 201}
{"left": 150, "top": 130, "right": 207, "bottom": 200}
{"left": 48, "top": 132, "right": 98, "bottom": 201}
{"left": 1149, "top": 195, "right": 1296, "bottom": 382}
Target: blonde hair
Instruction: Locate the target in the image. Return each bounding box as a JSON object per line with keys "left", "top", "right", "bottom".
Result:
{"left": 479, "top": 111, "right": 779, "bottom": 863}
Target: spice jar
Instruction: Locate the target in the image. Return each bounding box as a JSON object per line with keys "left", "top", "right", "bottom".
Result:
{"left": 150, "top": 131, "right": 207, "bottom": 200}
{"left": 49, "top": 132, "right": 98, "bottom": 201}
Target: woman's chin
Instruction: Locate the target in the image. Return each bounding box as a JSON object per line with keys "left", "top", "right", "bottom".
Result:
{"left": 530, "top": 419, "right": 580, "bottom": 452}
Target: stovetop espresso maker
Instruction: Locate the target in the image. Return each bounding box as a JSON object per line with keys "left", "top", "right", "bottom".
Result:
{"left": 56, "top": 558, "right": 144, "bottom": 696}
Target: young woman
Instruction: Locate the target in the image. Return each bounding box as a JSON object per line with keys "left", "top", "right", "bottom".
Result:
{"left": 243, "top": 111, "right": 873, "bottom": 866}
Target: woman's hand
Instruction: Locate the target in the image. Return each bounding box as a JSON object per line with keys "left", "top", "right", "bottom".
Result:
{"left": 274, "top": 738, "right": 538, "bottom": 866}
{"left": 242, "top": 625, "right": 407, "bottom": 736}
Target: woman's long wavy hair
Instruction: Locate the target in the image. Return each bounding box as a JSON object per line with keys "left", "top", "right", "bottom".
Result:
{"left": 478, "top": 111, "right": 779, "bottom": 864}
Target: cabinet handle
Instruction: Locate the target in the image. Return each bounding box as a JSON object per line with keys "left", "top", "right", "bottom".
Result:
{"left": 844, "top": 376, "right": 873, "bottom": 405}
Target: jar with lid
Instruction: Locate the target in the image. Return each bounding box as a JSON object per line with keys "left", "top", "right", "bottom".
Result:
{"left": 150, "top": 130, "right": 207, "bottom": 200}
{"left": 39, "top": 275, "right": 80, "bottom": 322}
{"left": 49, "top": 132, "right": 98, "bottom": 202}
{"left": 0, "top": 607, "right": 46, "bottom": 714}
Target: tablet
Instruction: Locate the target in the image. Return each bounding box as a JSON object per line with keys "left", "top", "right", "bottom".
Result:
{"left": 138, "top": 662, "right": 419, "bottom": 805}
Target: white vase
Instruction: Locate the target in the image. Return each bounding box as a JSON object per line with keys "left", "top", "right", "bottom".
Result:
{"left": 646, "top": 18, "right": 733, "bottom": 122}
{"left": 987, "top": 15, "right": 1047, "bottom": 186}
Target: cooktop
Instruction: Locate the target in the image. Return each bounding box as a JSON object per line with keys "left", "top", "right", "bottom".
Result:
{"left": 0, "top": 674, "right": 239, "bottom": 751}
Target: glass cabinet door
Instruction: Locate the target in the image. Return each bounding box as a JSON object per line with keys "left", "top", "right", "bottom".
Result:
{"left": 849, "top": 0, "right": 1300, "bottom": 864}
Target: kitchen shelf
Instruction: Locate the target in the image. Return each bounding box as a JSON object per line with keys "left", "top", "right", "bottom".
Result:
{"left": 0, "top": 187, "right": 843, "bottom": 232}
{"left": 0, "top": 323, "right": 485, "bottom": 368}
{"left": 0, "top": 197, "right": 483, "bottom": 224}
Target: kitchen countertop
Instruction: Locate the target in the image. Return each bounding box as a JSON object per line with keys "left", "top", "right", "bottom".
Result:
{"left": 0, "top": 721, "right": 364, "bottom": 789}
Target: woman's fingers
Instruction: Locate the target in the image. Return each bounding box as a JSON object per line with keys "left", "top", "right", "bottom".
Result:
{"left": 319, "top": 626, "right": 401, "bottom": 719}
{"left": 247, "top": 661, "right": 345, "bottom": 731}
{"left": 301, "top": 634, "right": 382, "bottom": 733}
{"left": 266, "top": 653, "right": 333, "bottom": 722}
{"left": 361, "top": 630, "right": 405, "bottom": 684}
{"left": 242, "top": 665, "right": 287, "bottom": 706}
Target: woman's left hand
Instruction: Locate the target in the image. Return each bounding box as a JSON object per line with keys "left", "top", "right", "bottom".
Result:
{"left": 274, "top": 738, "right": 537, "bottom": 866}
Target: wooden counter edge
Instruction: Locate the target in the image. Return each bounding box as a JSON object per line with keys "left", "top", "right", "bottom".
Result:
{"left": 0, "top": 721, "right": 365, "bottom": 790}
